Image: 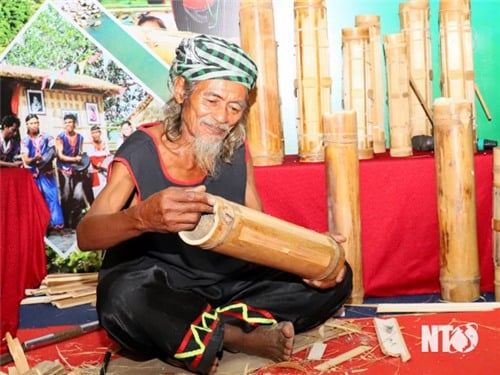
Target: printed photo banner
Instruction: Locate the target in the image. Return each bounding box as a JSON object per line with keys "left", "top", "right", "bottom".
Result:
{"left": 0, "top": 0, "right": 241, "bottom": 262}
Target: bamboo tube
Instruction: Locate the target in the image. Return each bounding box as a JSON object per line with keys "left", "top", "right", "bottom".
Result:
{"left": 439, "top": 0, "right": 477, "bottom": 149}
{"left": 384, "top": 33, "right": 412, "bottom": 157}
{"left": 494, "top": 147, "right": 500, "bottom": 301}
{"left": 433, "top": 97, "right": 480, "bottom": 302}
{"left": 399, "top": 0, "right": 433, "bottom": 138}
{"left": 294, "top": 0, "right": 332, "bottom": 162}
{"left": 324, "top": 111, "right": 363, "bottom": 303}
{"left": 355, "top": 15, "right": 386, "bottom": 154}
{"left": 342, "top": 26, "right": 373, "bottom": 160}
{"left": 179, "top": 196, "right": 345, "bottom": 282}
{"left": 240, "top": 0, "right": 284, "bottom": 166}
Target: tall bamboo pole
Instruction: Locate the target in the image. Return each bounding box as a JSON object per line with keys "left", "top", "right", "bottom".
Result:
{"left": 294, "top": 0, "right": 332, "bottom": 162}
{"left": 434, "top": 97, "right": 480, "bottom": 302}
{"left": 240, "top": 0, "right": 284, "bottom": 166}
{"left": 399, "top": 0, "right": 433, "bottom": 139}
{"left": 342, "top": 26, "right": 373, "bottom": 160}
{"left": 324, "top": 110, "right": 363, "bottom": 303}
{"left": 439, "top": 0, "right": 477, "bottom": 150}
{"left": 355, "top": 15, "right": 386, "bottom": 154}
{"left": 384, "top": 33, "right": 412, "bottom": 157}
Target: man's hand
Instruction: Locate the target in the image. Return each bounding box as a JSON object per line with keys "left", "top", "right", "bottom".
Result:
{"left": 133, "top": 185, "right": 216, "bottom": 234}
{"left": 302, "top": 231, "right": 347, "bottom": 290}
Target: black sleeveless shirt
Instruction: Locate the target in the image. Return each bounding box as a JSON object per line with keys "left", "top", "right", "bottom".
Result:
{"left": 100, "top": 123, "right": 252, "bottom": 287}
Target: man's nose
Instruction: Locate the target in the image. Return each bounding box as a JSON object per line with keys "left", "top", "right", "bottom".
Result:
{"left": 212, "top": 105, "right": 229, "bottom": 124}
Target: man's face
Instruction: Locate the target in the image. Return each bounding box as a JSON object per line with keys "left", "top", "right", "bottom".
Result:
{"left": 4, "top": 124, "right": 19, "bottom": 139}
{"left": 64, "top": 118, "right": 76, "bottom": 132}
{"left": 26, "top": 117, "right": 40, "bottom": 135}
{"left": 91, "top": 129, "right": 101, "bottom": 142}
{"left": 121, "top": 123, "right": 132, "bottom": 137}
{"left": 181, "top": 79, "right": 247, "bottom": 143}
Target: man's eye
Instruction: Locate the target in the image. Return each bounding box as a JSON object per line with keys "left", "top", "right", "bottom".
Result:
{"left": 229, "top": 105, "right": 242, "bottom": 114}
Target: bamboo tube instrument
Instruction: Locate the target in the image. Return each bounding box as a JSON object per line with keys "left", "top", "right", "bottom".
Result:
{"left": 294, "top": 0, "right": 332, "bottom": 162}
{"left": 240, "top": 0, "right": 284, "bottom": 166}
{"left": 342, "top": 26, "right": 373, "bottom": 160}
{"left": 384, "top": 33, "right": 412, "bottom": 157}
{"left": 433, "top": 97, "right": 480, "bottom": 302}
{"left": 324, "top": 111, "right": 363, "bottom": 303}
{"left": 399, "top": 0, "right": 433, "bottom": 139}
{"left": 355, "top": 15, "right": 386, "bottom": 154}
{"left": 179, "top": 196, "right": 345, "bottom": 281}
{"left": 494, "top": 147, "right": 500, "bottom": 301}
{"left": 439, "top": 0, "right": 477, "bottom": 149}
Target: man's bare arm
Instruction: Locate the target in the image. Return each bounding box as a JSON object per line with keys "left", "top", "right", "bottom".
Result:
{"left": 77, "top": 162, "right": 216, "bottom": 251}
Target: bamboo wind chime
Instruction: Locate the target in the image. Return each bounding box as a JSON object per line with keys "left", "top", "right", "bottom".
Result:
{"left": 399, "top": 0, "right": 434, "bottom": 138}
{"left": 179, "top": 196, "right": 346, "bottom": 282}
{"left": 355, "top": 15, "right": 386, "bottom": 154}
{"left": 433, "top": 98, "right": 480, "bottom": 302}
{"left": 342, "top": 26, "right": 373, "bottom": 160}
{"left": 324, "top": 111, "right": 364, "bottom": 303}
{"left": 494, "top": 147, "right": 500, "bottom": 302}
{"left": 294, "top": 0, "right": 332, "bottom": 162}
{"left": 239, "top": 0, "right": 284, "bottom": 166}
{"left": 384, "top": 33, "right": 412, "bottom": 157}
{"left": 439, "top": 0, "right": 477, "bottom": 149}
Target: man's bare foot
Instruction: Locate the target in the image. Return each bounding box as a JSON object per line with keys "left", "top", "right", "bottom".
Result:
{"left": 223, "top": 321, "right": 294, "bottom": 362}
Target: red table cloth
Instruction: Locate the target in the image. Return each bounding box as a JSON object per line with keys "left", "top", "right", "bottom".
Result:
{"left": 254, "top": 151, "right": 494, "bottom": 297}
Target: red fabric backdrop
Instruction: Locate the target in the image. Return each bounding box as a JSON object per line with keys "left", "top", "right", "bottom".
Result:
{"left": 254, "top": 151, "right": 494, "bottom": 297}
{"left": 0, "top": 168, "right": 49, "bottom": 353}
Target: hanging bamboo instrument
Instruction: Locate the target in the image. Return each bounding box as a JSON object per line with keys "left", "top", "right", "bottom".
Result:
{"left": 240, "top": 0, "right": 284, "bottom": 166}
{"left": 433, "top": 97, "right": 480, "bottom": 302}
{"left": 324, "top": 110, "right": 363, "bottom": 303}
{"left": 342, "top": 26, "right": 373, "bottom": 160}
{"left": 383, "top": 33, "right": 412, "bottom": 157}
{"left": 179, "top": 196, "right": 345, "bottom": 282}
{"left": 439, "top": 0, "right": 477, "bottom": 149}
{"left": 294, "top": 0, "right": 332, "bottom": 162}
{"left": 399, "top": 0, "right": 433, "bottom": 139}
{"left": 493, "top": 147, "right": 500, "bottom": 301}
{"left": 355, "top": 15, "right": 386, "bottom": 154}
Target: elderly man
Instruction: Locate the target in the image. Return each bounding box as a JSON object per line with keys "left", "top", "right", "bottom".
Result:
{"left": 77, "top": 35, "right": 352, "bottom": 375}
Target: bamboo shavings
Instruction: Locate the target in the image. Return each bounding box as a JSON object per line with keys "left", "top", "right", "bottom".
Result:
{"left": 293, "top": 319, "right": 365, "bottom": 353}
{"left": 257, "top": 361, "right": 309, "bottom": 373}
{"left": 314, "top": 345, "right": 372, "bottom": 372}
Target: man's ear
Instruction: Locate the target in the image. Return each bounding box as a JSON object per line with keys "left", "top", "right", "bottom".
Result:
{"left": 173, "top": 76, "right": 186, "bottom": 104}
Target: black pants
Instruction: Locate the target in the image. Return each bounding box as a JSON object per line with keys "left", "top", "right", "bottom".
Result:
{"left": 58, "top": 171, "right": 94, "bottom": 228}
{"left": 97, "top": 259, "right": 352, "bottom": 374}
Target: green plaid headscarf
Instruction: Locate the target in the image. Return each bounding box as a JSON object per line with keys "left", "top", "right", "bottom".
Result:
{"left": 168, "top": 34, "right": 258, "bottom": 92}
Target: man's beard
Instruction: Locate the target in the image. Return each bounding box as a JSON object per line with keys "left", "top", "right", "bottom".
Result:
{"left": 194, "top": 134, "right": 225, "bottom": 177}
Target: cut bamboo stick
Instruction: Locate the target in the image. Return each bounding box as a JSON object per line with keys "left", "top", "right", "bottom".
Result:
{"left": 314, "top": 345, "right": 371, "bottom": 371}
{"left": 52, "top": 294, "right": 97, "bottom": 309}
{"left": 5, "top": 333, "right": 30, "bottom": 375}
{"left": 376, "top": 302, "right": 500, "bottom": 313}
